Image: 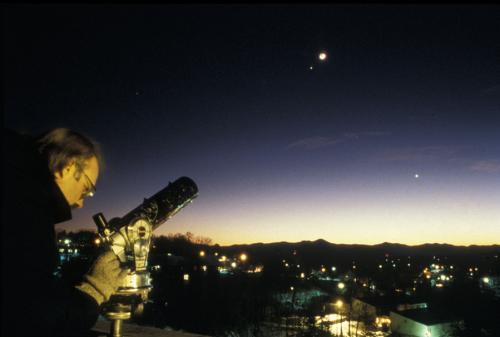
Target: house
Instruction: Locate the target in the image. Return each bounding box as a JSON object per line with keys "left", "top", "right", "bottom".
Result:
{"left": 351, "top": 296, "right": 428, "bottom": 331}
{"left": 480, "top": 276, "right": 500, "bottom": 298}
{"left": 351, "top": 295, "right": 428, "bottom": 317}
{"left": 390, "top": 308, "right": 460, "bottom": 337}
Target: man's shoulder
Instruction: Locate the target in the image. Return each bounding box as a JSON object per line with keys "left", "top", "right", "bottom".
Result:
{"left": 3, "top": 128, "right": 50, "bottom": 201}
{"left": 3, "top": 128, "right": 72, "bottom": 224}
{"left": 4, "top": 128, "right": 43, "bottom": 175}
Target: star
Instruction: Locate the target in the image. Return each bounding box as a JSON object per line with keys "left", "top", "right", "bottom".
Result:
{"left": 318, "top": 52, "right": 327, "bottom": 61}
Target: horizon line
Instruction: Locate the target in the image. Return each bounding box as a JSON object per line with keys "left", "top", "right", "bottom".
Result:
{"left": 55, "top": 229, "right": 500, "bottom": 248}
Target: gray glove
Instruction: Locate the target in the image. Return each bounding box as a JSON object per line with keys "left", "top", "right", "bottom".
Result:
{"left": 75, "top": 250, "right": 129, "bottom": 305}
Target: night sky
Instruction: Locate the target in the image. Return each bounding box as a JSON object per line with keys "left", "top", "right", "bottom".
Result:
{"left": 4, "top": 5, "right": 500, "bottom": 246}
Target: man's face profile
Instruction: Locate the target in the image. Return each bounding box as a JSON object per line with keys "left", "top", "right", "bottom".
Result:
{"left": 54, "top": 157, "right": 99, "bottom": 209}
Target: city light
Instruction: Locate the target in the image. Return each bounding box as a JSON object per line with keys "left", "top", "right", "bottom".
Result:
{"left": 49, "top": 225, "right": 497, "bottom": 337}
{"left": 376, "top": 317, "right": 391, "bottom": 328}
{"left": 49, "top": 229, "right": 497, "bottom": 337}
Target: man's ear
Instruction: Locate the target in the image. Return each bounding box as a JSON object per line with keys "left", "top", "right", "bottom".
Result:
{"left": 55, "top": 161, "right": 76, "bottom": 180}
{"left": 54, "top": 169, "right": 64, "bottom": 180}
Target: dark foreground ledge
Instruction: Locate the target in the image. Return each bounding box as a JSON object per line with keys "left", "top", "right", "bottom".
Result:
{"left": 91, "top": 319, "right": 211, "bottom": 337}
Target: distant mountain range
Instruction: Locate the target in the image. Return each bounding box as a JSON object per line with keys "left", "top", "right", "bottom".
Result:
{"left": 222, "top": 239, "right": 499, "bottom": 251}
{"left": 217, "top": 240, "right": 500, "bottom": 269}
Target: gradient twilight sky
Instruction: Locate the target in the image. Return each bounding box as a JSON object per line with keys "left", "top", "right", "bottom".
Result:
{"left": 4, "top": 5, "right": 500, "bottom": 246}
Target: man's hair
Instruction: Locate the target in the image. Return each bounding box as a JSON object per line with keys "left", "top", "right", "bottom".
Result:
{"left": 35, "top": 128, "right": 102, "bottom": 176}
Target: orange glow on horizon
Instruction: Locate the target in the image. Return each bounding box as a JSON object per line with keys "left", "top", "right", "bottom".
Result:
{"left": 63, "top": 180, "right": 500, "bottom": 247}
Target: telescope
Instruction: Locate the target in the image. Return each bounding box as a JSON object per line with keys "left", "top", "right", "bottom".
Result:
{"left": 92, "top": 176, "right": 198, "bottom": 337}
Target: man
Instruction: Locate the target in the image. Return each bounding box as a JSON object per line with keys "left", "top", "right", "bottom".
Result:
{"left": 2, "top": 128, "right": 128, "bottom": 336}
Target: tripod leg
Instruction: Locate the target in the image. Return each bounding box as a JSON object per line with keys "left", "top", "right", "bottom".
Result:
{"left": 111, "top": 319, "right": 123, "bottom": 337}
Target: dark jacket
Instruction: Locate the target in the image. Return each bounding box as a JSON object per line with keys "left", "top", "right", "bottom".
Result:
{"left": 2, "top": 129, "right": 99, "bottom": 336}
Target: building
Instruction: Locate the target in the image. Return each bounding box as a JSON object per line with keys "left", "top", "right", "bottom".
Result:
{"left": 351, "top": 296, "right": 428, "bottom": 332}
{"left": 480, "top": 276, "right": 500, "bottom": 298}
{"left": 275, "top": 288, "right": 328, "bottom": 310}
{"left": 390, "top": 308, "right": 460, "bottom": 337}
{"left": 352, "top": 295, "right": 428, "bottom": 318}
{"left": 57, "top": 238, "right": 81, "bottom": 264}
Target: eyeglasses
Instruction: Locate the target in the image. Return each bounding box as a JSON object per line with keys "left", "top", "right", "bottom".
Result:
{"left": 82, "top": 173, "right": 97, "bottom": 198}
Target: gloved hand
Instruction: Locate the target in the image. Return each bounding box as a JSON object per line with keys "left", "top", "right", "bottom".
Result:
{"left": 75, "top": 250, "right": 129, "bottom": 305}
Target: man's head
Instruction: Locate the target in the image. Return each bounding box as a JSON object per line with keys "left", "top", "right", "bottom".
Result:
{"left": 36, "top": 128, "right": 102, "bottom": 209}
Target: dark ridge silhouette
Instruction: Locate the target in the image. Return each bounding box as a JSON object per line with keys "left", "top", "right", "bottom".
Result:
{"left": 215, "top": 240, "right": 500, "bottom": 273}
